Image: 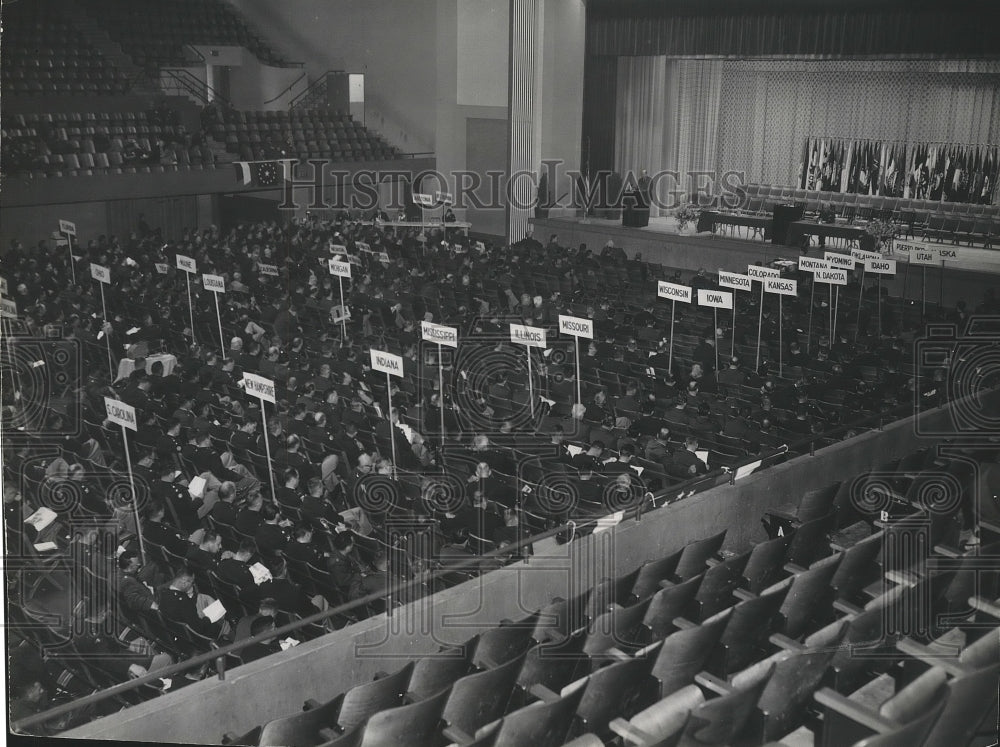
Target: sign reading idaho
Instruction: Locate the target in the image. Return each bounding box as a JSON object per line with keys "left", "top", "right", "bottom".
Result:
{"left": 558, "top": 314, "right": 594, "bottom": 339}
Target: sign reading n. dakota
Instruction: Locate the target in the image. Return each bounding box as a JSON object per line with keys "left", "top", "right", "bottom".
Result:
{"left": 697, "top": 289, "right": 734, "bottom": 309}
{"left": 657, "top": 281, "right": 692, "bottom": 303}
{"left": 509, "top": 323, "right": 547, "bottom": 348}
{"left": 718, "top": 271, "right": 751, "bottom": 291}
{"left": 813, "top": 268, "right": 848, "bottom": 285}
{"left": 558, "top": 314, "right": 594, "bottom": 339}
{"left": 176, "top": 254, "right": 197, "bottom": 273}
{"left": 329, "top": 259, "right": 352, "bottom": 278}
{"left": 421, "top": 321, "right": 458, "bottom": 347}
{"left": 202, "top": 274, "right": 226, "bottom": 292}
{"left": 90, "top": 264, "right": 111, "bottom": 284}
{"left": 104, "top": 397, "right": 137, "bottom": 431}
{"left": 764, "top": 277, "right": 798, "bottom": 296}
{"left": 242, "top": 372, "right": 276, "bottom": 403}
{"left": 747, "top": 265, "right": 781, "bottom": 280}
{"left": 370, "top": 349, "right": 404, "bottom": 377}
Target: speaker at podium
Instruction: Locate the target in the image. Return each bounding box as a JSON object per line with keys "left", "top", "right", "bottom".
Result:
{"left": 622, "top": 186, "right": 649, "bottom": 228}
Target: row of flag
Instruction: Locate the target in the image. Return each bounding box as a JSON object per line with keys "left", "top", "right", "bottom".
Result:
{"left": 799, "top": 138, "right": 999, "bottom": 204}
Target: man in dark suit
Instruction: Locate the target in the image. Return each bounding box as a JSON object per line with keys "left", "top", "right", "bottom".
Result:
{"left": 156, "top": 566, "right": 227, "bottom": 639}
{"left": 668, "top": 436, "right": 709, "bottom": 477}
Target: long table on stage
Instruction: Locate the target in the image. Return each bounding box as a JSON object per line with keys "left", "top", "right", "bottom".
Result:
{"left": 702, "top": 211, "right": 772, "bottom": 240}
{"left": 377, "top": 220, "right": 471, "bottom": 234}
{"left": 787, "top": 220, "right": 866, "bottom": 247}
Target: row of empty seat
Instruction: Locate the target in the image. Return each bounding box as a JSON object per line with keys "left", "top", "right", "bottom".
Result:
{"left": 219, "top": 443, "right": 999, "bottom": 746}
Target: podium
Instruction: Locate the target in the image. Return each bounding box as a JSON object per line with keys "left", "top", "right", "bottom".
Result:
{"left": 772, "top": 203, "right": 805, "bottom": 245}
{"left": 622, "top": 188, "right": 649, "bottom": 228}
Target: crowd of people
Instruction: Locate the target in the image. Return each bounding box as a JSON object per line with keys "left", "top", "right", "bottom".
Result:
{"left": 4, "top": 209, "right": 994, "bottom": 728}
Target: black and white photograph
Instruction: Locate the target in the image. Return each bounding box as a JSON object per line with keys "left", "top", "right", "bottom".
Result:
{"left": 2, "top": 1, "right": 1000, "bottom": 746}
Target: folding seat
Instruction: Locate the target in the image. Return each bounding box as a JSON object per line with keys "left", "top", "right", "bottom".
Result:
{"left": 583, "top": 598, "right": 652, "bottom": 655}
{"left": 470, "top": 687, "right": 584, "bottom": 747}
{"left": 441, "top": 653, "right": 526, "bottom": 744}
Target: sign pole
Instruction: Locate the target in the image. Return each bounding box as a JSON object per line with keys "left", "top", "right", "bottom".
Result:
{"left": 731, "top": 305, "right": 736, "bottom": 358}
{"left": 755, "top": 285, "right": 764, "bottom": 372}
{"left": 921, "top": 266, "right": 926, "bottom": 318}
{"left": 778, "top": 296, "right": 783, "bottom": 378}
{"left": 834, "top": 287, "right": 840, "bottom": 339}
{"left": 338, "top": 276, "right": 347, "bottom": 340}
{"left": 713, "top": 309, "right": 719, "bottom": 372}
{"left": 877, "top": 274, "right": 882, "bottom": 338}
{"left": 66, "top": 233, "right": 76, "bottom": 285}
{"left": 438, "top": 343, "right": 446, "bottom": 446}
{"left": 99, "top": 283, "right": 114, "bottom": 376}
{"left": 260, "top": 402, "right": 277, "bottom": 501}
{"left": 526, "top": 347, "right": 534, "bottom": 419}
{"left": 939, "top": 260, "right": 945, "bottom": 308}
{"left": 807, "top": 278, "right": 815, "bottom": 354}
{"left": 213, "top": 292, "right": 225, "bottom": 359}
{"left": 855, "top": 266, "right": 866, "bottom": 341}
{"left": 185, "top": 272, "right": 195, "bottom": 343}
{"left": 901, "top": 258, "right": 910, "bottom": 301}
{"left": 668, "top": 301, "right": 676, "bottom": 374}
{"left": 386, "top": 372, "right": 397, "bottom": 476}
{"left": 829, "top": 284, "right": 833, "bottom": 340}
{"left": 574, "top": 336, "right": 581, "bottom": 407}
{"left": 121, "top": 426, "right": 145, "bottom": 562}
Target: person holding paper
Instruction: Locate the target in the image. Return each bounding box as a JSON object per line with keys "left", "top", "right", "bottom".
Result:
{"left": 157, "top": 566, "right": 229, "bottom": 640}
{"left": 668, "top": 436, "right": 709, "bottom": 477}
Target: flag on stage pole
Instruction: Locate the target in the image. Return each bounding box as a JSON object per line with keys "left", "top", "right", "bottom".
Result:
{"left": 234, "top": 159, "right": 292, "bottom": 186}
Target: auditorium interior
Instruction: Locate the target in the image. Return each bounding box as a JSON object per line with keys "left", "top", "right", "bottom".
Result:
{"left": 5, "top": 0, "right": 1000, "bottom": 746}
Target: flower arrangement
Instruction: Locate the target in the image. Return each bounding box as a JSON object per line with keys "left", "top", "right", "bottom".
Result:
{"left": 864, "top": 218, "right": 898, "bottom": 247}
{"left": 675, "top": 204, "right": 700, "bottom": 232}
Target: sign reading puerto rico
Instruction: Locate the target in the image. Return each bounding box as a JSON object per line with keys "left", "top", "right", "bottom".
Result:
{"left": 328, "top": 259, "right": 352, "bottom": 278}
{"left": 893, "top": 240, "right": 959, "bottom": 262}
{"left": 764, "top": 277, "right": 798, "bottom": 296}
{"left": 799, "top": 257, "right": 830, "bottom": 272}
{"left": 747, "top": 265, "right": 781, "bottom": 280}
{"left": 558, "top": 314, "right": 594, "bottom": 339}
{"left": 59, "top": 219, "right": 76, "bottom": 236}
{"left": 718, "top": 271, "right": 751, "bottom": 291}
{"left": 813, "top": 268, "right": 848, "bottom": 285}
{"left": 824, "top": 251, "right": 856, "bottom": 270}
{"left": 657, "top": 280, "right": 692, "bottom": 303}
{"left": 370, "top": 349, "right": 404, "bottom": 377}
{"left": 176, "top": 254, "right": 197, "bottom": 273}
{"left": 259, "top": 263, "right": 279, "bottom": 277}
{"left": 90, "top": 264, "right": 111, "bottom": 284}
{"left": 202, "top": 274, "right": 226, "bottom": 292}
{"left": 698, "top": 289, "right": 734, "bottom": 309}
{"left": 865, "top": 258, "right": 896, "bottom": 275}
{"left": 242, "top": 372, "right": 276, "bottom": 403}
{"left": 510, "top": 323, "right": 547, "bottom": 348}
{"left": 104, "top": 397, "right": 137, "bottom": 431}
{"left": 421, "top": 321, "right": 459, "bottom": 347}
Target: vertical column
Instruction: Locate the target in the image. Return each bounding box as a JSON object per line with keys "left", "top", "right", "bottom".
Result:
{"left": 507, "top": 0, "right": 541, "bottom": 243}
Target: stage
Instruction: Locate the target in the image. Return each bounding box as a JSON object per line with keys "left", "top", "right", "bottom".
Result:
{"left": 530, "top": 214, "right": 1000, "bottom": 308}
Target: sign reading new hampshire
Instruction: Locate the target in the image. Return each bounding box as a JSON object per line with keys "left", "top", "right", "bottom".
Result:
{"left": 242, "top": 373, "right": 276, "bottom": 403}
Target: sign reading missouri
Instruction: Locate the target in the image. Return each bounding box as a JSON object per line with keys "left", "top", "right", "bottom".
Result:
{"left": 558, "top": 314, "right": 594, "bottom": 339}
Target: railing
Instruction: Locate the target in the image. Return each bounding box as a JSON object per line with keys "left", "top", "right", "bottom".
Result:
{"left": 288, "top": 70, "right": 341, "bottom": 111}
{"left": 262, "top": 72, "right": 307, "bottom": 106}
{"left": 160, "top": 69, "right": 232, "bottom": 109}
{"left": 11, "top": 386, "right": 967, "bottom": 735}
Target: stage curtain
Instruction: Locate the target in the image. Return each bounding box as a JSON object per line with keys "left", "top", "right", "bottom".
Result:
{"left": 614, "top": 55, "right": 666, "bottom": 215}
{"left": 587, "top": 7, "right": 1000, "bottom": 59}
{"left": 662, "top": 59, "right": 724, "bottom": 206}
{"left": 715, "top": 59, "right": 1000, "bottom": 191}
{"left": 581, "top": 55, "right": 617, "bottom": 176}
